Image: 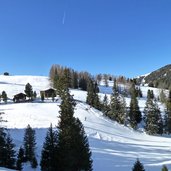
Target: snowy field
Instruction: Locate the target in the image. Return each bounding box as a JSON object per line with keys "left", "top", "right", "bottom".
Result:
{"left": 0, "top": 75, "right": 171, "bottom": 171}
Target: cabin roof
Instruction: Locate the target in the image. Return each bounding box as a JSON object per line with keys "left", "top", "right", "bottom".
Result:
{"left": 14, "top": 93, "right": 27, "bottom": 97}
{"left": 41, "top": 88, "right": 56, "bottom": 92}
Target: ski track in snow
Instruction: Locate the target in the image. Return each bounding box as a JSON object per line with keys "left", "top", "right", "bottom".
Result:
{"left": 0, "top": 75, "right": 171, "bottom": 171}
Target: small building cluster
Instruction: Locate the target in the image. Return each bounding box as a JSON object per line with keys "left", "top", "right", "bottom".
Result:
{"left": 13, "top": 88, "right": 56, "bottom": 103}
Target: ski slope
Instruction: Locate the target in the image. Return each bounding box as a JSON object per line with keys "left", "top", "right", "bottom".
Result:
{"left": 0, "top": 75, "right": 171, "bottom": 171}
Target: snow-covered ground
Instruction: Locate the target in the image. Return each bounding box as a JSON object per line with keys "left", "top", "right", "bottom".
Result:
{"left": 0, "top": 75, "right": 171, "bottom": 171}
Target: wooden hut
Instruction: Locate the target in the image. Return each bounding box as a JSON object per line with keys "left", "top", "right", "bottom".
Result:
{"left": 40, "top": 88, "right": 56, "bottom": 98}
{"left": 13, "top": 93, "right": 27, "bottom": 102}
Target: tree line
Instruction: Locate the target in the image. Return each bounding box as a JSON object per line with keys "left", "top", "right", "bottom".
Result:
{"left": 49, "top": 64, "right": 132, "bottom": 92}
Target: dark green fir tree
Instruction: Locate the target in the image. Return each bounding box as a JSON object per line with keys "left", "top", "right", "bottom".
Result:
{"left": 0, "top": 112, "right": 7, "bottom": 167}
{"left": 23, "top": 124, "right": 37, "bottom": 163}
{"left": 57, "top": 84, "right": 92, "bottom": 171}
{"left": 40, "top": 124, "right": 58, "bottom": 171}
{"left": 1, "top": 91, "right": 7, "bottom": 103}
{"left": 161, "top": 165, "right": 168, "bottom": 171}
{"left": 108, "top": 79, "right": 127, "bottom": 124}
{"left": 129, "top": 85, "right": 142, "bottom": 129}
{"left": 16, "top": 146, "right": 24, "bottom": 171}
{"left": 144, "top": 96, "right": 163, "bottom": 135}
{"left": 132, "top": 159, "right": 145, "bottom": 171}
{"left": 4, "top": 133, "right": 16, "bottom": 169}
{"left": 164, "top": 90, "right": 171, "bottom": 134}
{"left": 0, "top": 113, "right": 16, "bottom": 169}
{"left": 86, "top": 79, "right": 101, "bottom": 110}
{"left": 25, "top": 83, "right": 33, "bottom": 100}
{"left": 102, "top": 94, "right": 110, "bottom": 115}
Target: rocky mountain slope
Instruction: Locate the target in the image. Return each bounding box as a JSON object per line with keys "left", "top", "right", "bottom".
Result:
{"left": 137, "top": 64, "right": 171, "bottom": 89}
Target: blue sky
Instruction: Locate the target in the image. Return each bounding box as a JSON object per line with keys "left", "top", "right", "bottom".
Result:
{"left": 0, "top": 0, "right": 171, "bottom": 77}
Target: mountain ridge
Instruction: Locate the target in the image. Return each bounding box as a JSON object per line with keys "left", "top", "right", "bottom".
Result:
{"left": 136, "top": 64, "right": 171, "bottom": 89}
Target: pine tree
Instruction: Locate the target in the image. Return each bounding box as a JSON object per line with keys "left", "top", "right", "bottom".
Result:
{"left": 23, "top": 124, "right": 37, "bottom": 163}
{"left": 72, "top": 118, "right": 92, "bottom": 171}
{"left": 86, "top": 79, "right": 101, "bottom": 110}
{"left": 79, "top": 77, "right": 87, "bottom": 91}
{"left": 57, "top": 85, "right": 92, "bottom": 171}
{"left": 1, "top": 91, "right": 7, "bottom": 103}
{"left": 40, "top": 124, "right": 58, "bottom": 171}
{"left": 129, "top": 83, "right": 138, "bottom": 97}
{"left": 16, "top": 147, "right": 24, "bottom": 171}
{"left": 86, "top": 79, "right": 94, "bottom": 106}
{"left": 157, "top": 102, "right": 163, "bottom": 135}
{"left": 164, "top": 90, "right": 171, "bottom": 134}
{"left": 4, "top": 133, "right": 16, "bottom": 169}
{"left": 71, "top": 71, "right": 78, "bottom": 89}
{"left": 57, "top": 87, "right": 76, "bottom": 170}
{"left": 0, "top": 112, "right": 7, "bottom": 167}
{"left": 102, "top": 94, "right": 110, "bottom": 115}
{"left": 164, "top": 107, "right": 171, "bottom": 134}
{"left": 0, "top": 113, "right": 16, "bottom": 169}
{"left": 56, "top": 73, "right": 69, "bottom": 98}
{"left": 25, "top": 83, "right": 33, "bottom": 100}
{"left": 129, "top": 85, "right": 142, "bottom": 129}
{"left": 132, "top": 159, "right": 145, "bottom": 171}
{"left": 108, "top": 79, "right": 127, "bottom": 124}
{"left": 159, "top": 89, "right": 166, "bottom": 103}
{"left": 31, "top": 156, "right": 38, "bottom": 169}
{"left": 168, "top": 90, "right": 171, "bottom": 103}
{"left": 0, "top": 127, "right": 7, "bottom": 167}
{"left": 147, "top": 89, "right": 154, "bottom": 100}
{"left": 144, "top": 97, "right": 162, "bottom": 135}
{"left": 161, "top": 165, "right": 168, "bottom": 171}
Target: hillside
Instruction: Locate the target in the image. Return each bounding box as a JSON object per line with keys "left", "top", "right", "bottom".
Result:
{"left": 0, "top": 75, "right": 171, "bottom": 171}
{"left": 137, "top": 64, "right": 171, "bottom": 89}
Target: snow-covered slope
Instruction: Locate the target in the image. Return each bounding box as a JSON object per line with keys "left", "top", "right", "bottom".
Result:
{"left": 0, "top": 75, "right": 50, "bottom": 99}
{"left": 0, "top": 75, "right": 171, "bottom": 171}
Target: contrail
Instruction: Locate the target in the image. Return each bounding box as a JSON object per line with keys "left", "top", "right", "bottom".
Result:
{"left": 62, "top": 11, "right": 66, "bottom": 24}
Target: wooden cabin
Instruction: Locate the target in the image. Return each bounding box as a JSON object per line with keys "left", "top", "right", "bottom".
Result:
{"left": 40, "top": 88, "right": 56, "bottom": 98}
{"left": 13, "top": 93, "right": 27, "bottom": 102}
